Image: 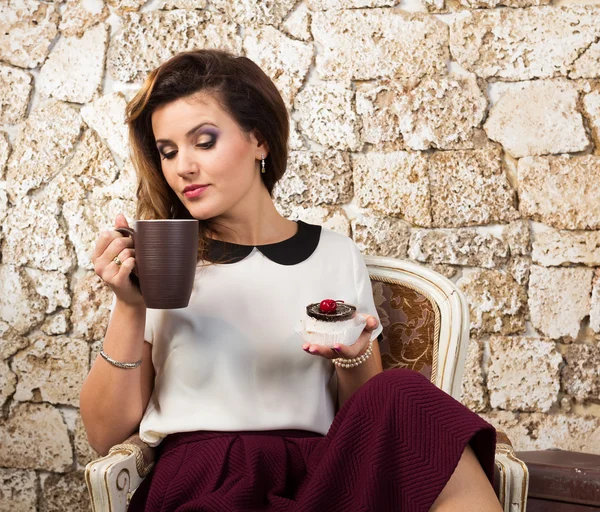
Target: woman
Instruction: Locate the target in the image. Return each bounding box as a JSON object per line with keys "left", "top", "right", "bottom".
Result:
{"left": 80, "top": 49, "right": 501, "bottom": 511}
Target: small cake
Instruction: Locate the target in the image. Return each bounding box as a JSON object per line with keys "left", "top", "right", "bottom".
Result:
{"left": 296, "top": 299, "right": 366, "bottom": 347}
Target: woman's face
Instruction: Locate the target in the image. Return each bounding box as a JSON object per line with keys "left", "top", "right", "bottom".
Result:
{"left": 151, "top": 93, "right": 266, "bottom": 221}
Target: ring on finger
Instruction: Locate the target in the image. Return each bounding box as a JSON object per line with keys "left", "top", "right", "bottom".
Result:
{"left": 113, "top": 256, "right": 123, "bottom": 267}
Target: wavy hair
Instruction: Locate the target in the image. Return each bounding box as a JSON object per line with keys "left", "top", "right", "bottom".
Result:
{"left": 125, "top": 49, "right": 290, "bottom": 260}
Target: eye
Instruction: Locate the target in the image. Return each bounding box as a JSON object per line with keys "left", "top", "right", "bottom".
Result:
{"left": 161, "top": 151, "right": 177, "bottom": 161}
{"left": 195, "top": 133, "right": 217, "bottom": 149}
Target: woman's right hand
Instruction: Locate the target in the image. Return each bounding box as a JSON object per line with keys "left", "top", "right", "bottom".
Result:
{"left": 92, "top": 213, "right": 143, "bottom": 306}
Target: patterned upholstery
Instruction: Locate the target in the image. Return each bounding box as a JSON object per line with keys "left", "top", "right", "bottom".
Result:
{"left": 371, "top": 278, "right": 439, "bottom": 383}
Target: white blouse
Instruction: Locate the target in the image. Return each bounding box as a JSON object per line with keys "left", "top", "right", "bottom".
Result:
{"left": 138, "top": 221, "right": 383, "bottom": 447}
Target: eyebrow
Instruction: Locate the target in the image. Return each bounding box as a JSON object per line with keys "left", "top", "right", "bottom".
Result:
{"left": 155, "top": 122, "right": 215, "bottom": 145}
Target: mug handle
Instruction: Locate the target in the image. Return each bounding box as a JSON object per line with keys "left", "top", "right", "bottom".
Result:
{"left": 114, "top": 227, "right": 141, "bottom": 292}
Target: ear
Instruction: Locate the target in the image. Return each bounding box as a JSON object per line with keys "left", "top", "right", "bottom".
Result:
{"left": 251, "top": 129, "right": 269, "bottom": 159}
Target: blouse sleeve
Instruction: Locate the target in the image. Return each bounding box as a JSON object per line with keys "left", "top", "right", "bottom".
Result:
{"left": 348, "top": 238, "right": 384, "bottom": 343}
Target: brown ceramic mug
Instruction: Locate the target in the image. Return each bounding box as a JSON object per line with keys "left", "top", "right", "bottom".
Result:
{"left": 115, "top": 219, "right": 199, "bottom": 309}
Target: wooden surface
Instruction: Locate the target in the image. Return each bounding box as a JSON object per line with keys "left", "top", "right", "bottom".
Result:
{"left": 517, "top": 450, "right": 600, "bottom": 507}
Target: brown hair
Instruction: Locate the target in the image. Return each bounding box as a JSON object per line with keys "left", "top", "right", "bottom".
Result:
{"left": 125, "top": 49, "right": 290, "bottom": 260}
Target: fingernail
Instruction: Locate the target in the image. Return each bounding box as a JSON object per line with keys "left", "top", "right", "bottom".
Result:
{"left": 333, "top": 345, "right": 341, "bottom": 352}
{"left": 309, "top": 347, "right": 317, "bottom": 353}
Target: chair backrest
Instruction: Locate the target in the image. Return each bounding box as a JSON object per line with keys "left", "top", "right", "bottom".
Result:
{"left": 366, "top": 256, "right": 470, "bottom": 399}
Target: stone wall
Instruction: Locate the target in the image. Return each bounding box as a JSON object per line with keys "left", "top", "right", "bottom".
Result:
{"left": 1, "top": 0, "right": 600, "bottom": 509}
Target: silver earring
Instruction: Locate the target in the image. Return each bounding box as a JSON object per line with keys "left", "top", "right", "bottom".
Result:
{"left": 261, "top": 154, "right": 266, "bottom": 174}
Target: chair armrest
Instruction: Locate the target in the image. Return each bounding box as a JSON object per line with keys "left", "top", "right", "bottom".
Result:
{"left": 85, "top": 433, "right": 156, "bottom": 512}
{"left": 494, "top": 431, "right": 529, "bottom": 512}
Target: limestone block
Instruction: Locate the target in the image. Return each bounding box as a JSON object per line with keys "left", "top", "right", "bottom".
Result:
{"left": 502, "top": 219, "right": 531, "bottom": 257}
{"left": 484, "top": 80, "right": 589, "bottom": 158}
{"left": 107, "top": 0, "right": 147, "bottom": 13}
{"left": 0, "top": 266, "right": 47, "bottom": 335}
{"left": 89, "top": 339, "right": 102, "bottom": 370}
{"left": 420, "top": 263, "right": 458, "bottom": 280}
{"left": 282, "top": 2, "right": 311, "bottom": 41}
{"left": 583, "top": 90, "right": 600, "bottom": 154}
{"left": 294, "top": 83, "right": 361, "bottom": 151}
{"left": 212, "top": 0, "right": 297, "bottom": 26}
{"left": 312, "top": 9, "right": 448, "bottom": 80}
{"left": 0, "top": 403, "right": 72, "bottom": 472}
{"left": 243, "top": 27, "right": 313, "bottom": 109}
{"left": 518, "top": 156, "right": 600, "bottom": 230}
{"left": 0, "top": 65, "right": 33, "bottom": 125}
{"left": 40, "top": 471, "right": 90, "bottom": 512}
{"left": 289, "top": 118, "right": 307, "bottom": 151}
{"left": 41, "top": 310, "right": 72, "bottom": 336}
{"left": 456, "top": 0, "right": 550, "bottom": 8}
{"left": 592, "top": 271, "right": 600, "bottom": 334}
{"left": 450, "top": 6, "right": 600, "bottom": 80}
{"left": 273, "top": 151, "right": 353, "bottom": 210}
{"left": 59, "top": 0, "right": 109, "bottom": 37}
{"left": 508, "top": 256, "right": 531, "bottom": 286}
{"left": 480, "top": 410, "right": 600, "bottom": 454}
{"left": 63, "top": 196, "right": 135, "bottom": 270}
{"left": 161, "top": 0, "right": 208, "bottom": 8}
{"left": 351, "top": 213, "right": 411, "bottom": 258}
{"left": 528, "top": 265, "right": 593, "bottom": 340}
{"left": 74, "top": 415, "right": 98, "bottom": 466}
{"left": 48, "top": 130, "right": 119, "bottom": 205}
{"left": 2, "top": 197, "right": 77, "bottom": 273}
{"left": 561, "top": 343, "right": 600, "bottom": 402}
{"left": 352, "top": 152, "right": 431, "bottom": 227}
{"left": 0, "top": 0, "right": 59, "bottom": 69}
{"left": 282, "top": 205, "right": 351, "bottom": 236}
{"left": 80, "top": 93, "right": 130, "bottom": 161}
{"left": 460, "top": 339, "right": 488, "bottom": 413}
{"left": 93, "top": 158, "right": 138, "bottom": 201}
{"left": 0, "top": 360, "right": 16, "bottom": 410}
{"left": 23, "top": 269, "right": 70, "bottom": 314}
{"left": 0, "top": 468, "right": 38, "bottom": 512}
{"left": 0, "top": 132, "right": 10, "bottom": 180}
{"left": 488, "top": 336, "right": 562, "bottom": 412}
{"left": 429, "top": 147, "right": 519, "bottom": 227}
{"left": 107, "top": 10, "right": 241, "bottom": 83}
{"left": 12, "top": 335, "right": 88, "bottom": 406}
{"left": 39, "top": 24, "right": 109, "bottom": 104}
{"left": 0, "top": 186, "right": 7, "bottom": 225}
{"left": 355, "top": 81, "right": 407, "bottom": 150}
{"left": 402, "top": 75, "right": 488, "bottom": 150}
{"left": 457, "top": 269, "right": 527, "bottom": 336}
{"left": 0, "top": 322, "right": 28, "bottom": 360}
{"left": 6, "top": 100, "right": 83, "bottom": 200}
{"left": 408, "top": 228, "right": 509, "bottom": 268}
{"left": 308, "top": 0, "right": 398, "bottom": 7}
{"left": 70, "top": 272, "right": 114, "bottom": 342}
{"left": 570, "top": 40, "right": 600, "bottom": 79}
{"left": 532, "top": 229, "right": 600, "bottom": 267}
{"left": 421, "top": 0, "right": 445, "bottom": 11}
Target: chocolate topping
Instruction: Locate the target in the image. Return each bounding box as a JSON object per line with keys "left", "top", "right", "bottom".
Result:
{"left": 306, "top": 301, "right": 356, "bottom": 322}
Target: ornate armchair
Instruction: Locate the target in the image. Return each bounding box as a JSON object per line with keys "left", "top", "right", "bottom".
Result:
{"left": 85, "top": 256, "right": 528, "bottom": 511}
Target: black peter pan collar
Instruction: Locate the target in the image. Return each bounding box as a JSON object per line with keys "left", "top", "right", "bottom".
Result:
{"left": 205, "top": 220, "right": 322, "bottom": 266}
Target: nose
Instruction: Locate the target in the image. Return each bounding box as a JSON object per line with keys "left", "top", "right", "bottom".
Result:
{"left": 174, "top": 147, "right": 199, "bottom": 178}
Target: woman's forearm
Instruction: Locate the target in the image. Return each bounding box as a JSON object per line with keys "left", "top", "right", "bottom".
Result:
{"left": 80, "top": 299, "right": 153, "bottom": 455}
{"left": 336, "top": 341, "right": 383, "bottom": 408}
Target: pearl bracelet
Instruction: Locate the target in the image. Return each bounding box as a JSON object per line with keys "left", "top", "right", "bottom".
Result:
{"left": 332, "top": 341, "right": 374, "bottom": 369}
{"left": 100, "top": 349, "right": 142, "bottom": 369}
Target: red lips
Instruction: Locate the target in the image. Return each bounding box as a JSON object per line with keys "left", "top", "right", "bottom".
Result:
{"left": 183, "top": 184, "right": 208, "bottom": 193}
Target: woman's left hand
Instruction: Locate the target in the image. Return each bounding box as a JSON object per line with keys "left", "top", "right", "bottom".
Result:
{"left": 301, "top": 314, "right": 379, "bottom": 360}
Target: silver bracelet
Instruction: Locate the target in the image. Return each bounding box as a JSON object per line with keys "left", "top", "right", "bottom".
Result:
{"left": 332, "top": 341, "right": 374, "bottom": 369}
{"left": 100, "top": 349, "right": 142, "bottom": 369}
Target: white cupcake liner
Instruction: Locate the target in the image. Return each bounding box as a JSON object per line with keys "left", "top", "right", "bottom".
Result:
{"left": 294, "top": 315, "right": 367, "bottom": 348}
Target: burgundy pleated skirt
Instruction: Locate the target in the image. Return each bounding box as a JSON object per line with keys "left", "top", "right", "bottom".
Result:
{"left": 128, "top": 369, "right": 496, "bottom": 512}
